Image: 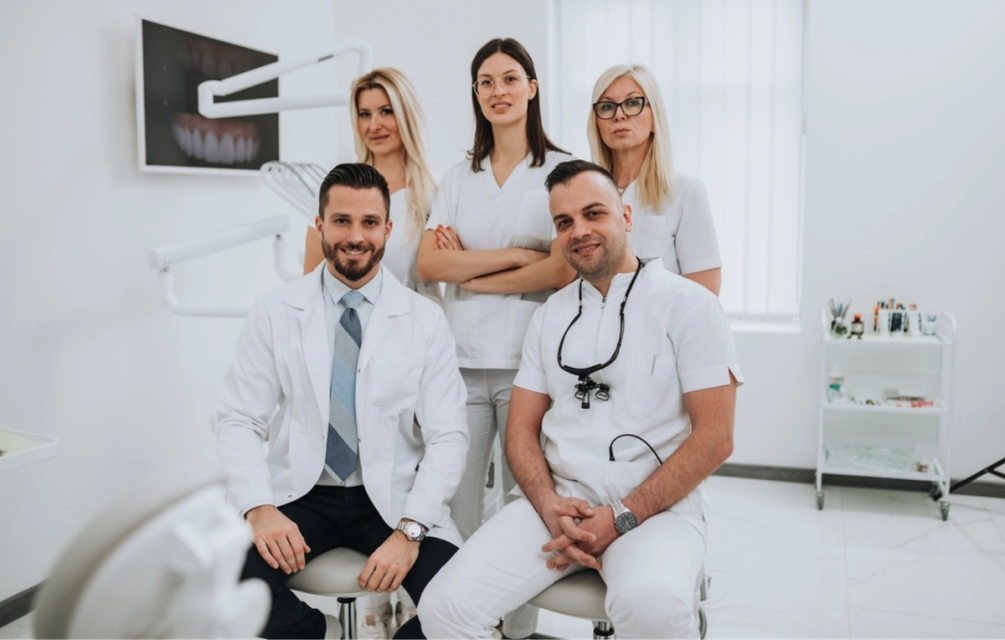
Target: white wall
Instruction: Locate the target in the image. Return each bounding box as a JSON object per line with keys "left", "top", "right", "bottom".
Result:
{"left": 331, "top": 0, "right": 1005, "bottom": 479}
{"left": 731, "top": 0, "right": 1005, "bottom": 476}
{"left": 0, "top": 0, "right": 345, "bottom": 601}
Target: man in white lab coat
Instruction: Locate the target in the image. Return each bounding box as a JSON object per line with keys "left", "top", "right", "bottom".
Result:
{"left": 419, "top": 160, "right": 742, "bottom": 639}
{"left": 214, "top": 163, "right": 468, "bottom": 640}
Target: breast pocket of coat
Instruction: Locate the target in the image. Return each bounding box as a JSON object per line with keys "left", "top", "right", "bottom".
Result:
{"left": 629, "top": 353, "right": 683, "bottom": 419}
{"left": 512, "top": 188, "right": 554, "bottom": 253}
{"left": 369, "top": 357, "right": 420, "bottom": 411}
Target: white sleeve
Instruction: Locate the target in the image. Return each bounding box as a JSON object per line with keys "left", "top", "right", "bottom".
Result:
{"left": 674, "top": 178, "right": 723, "bottom": 274}
{"left": 403, "top": 308, "right": 469, "bottom": 529}
{"left": 425, "top": 165, "right": 457, "bottom": 231}
{"left": 513, "top": 305, "right": 549, "bottom": 395}
{"left": 212, "top": 297, "right": 280, "bottom": 515}
{"left": 669, "top": 288, "right": 743, "bottom": 394}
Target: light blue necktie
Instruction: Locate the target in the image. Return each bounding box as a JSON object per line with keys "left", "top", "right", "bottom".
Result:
{"left": 325, "top": 290, "right": 364, "bottom": 481}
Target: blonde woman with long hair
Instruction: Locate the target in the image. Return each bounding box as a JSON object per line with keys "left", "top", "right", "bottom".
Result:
{"left": 305, "top": 68, "right": 440, "bottom": 301}
{"left": 589, "top": 65, "right": 722, "bottom": 295}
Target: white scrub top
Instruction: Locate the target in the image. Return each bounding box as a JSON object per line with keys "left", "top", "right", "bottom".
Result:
{"left": 514, "top": 261, "right": 742, "bottom": 528}
{"left": 426, "top": 150, "right": 573, "bottom": 370}
{"left": 384, "top": 189, "right": 441, "bottom": 301}
{"left": 624, "top": 174, "right": 722, "bottom": 275}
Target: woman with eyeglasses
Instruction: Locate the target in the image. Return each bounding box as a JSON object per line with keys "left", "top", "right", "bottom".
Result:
{"left": 304, "top": 68, "right": 441, "bottom": 303}
{"left": 416, "top": 38, "right": 573, "bottom": 565}
{"left": 589, "top": 65, "right": 722, "bottom": 295}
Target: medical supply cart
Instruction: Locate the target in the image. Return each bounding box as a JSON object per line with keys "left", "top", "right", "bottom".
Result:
{"left": 815, "top": 308, "right": 957, "bottom": 520}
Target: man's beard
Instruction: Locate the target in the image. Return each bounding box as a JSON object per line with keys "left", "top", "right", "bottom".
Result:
{"left": 564, "top": 235, "right": 626, "bottom": 283}
{"left": 322, "top": 238, "right": 385, "bottom": 282}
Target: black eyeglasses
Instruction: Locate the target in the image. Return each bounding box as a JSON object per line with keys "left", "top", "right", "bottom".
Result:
{"left": 592, "top": 97, "right": 648, "bottom": 120}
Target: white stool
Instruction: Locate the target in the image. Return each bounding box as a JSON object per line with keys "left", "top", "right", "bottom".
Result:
{"left": 528, "top": 569, "right": 709, "bottom": 639}
{"left": 287, "top": 547, "right": 370, "bottom": 640}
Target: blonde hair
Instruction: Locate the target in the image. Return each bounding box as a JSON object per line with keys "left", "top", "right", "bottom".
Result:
{"left": 350, "top": 68, "right": 436, "bottom": 245}
{"left": 587, "top": 65, "right": 675, "bottom": 210}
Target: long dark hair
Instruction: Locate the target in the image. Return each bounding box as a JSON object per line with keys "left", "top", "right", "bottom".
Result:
{"left": 468, "top": 38, "right": 565, "bottom": 172}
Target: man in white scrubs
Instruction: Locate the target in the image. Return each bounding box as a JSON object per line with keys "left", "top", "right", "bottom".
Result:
{"left": 419, "top": 160, "right": 741, "bottom": 639}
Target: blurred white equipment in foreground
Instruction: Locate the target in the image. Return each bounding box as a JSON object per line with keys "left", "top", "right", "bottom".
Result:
{"left": 33, "top": 472, "right": 269, "bottom": 639}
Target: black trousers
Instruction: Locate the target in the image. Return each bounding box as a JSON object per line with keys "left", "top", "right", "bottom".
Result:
{"left": 241, "top": 485, "right": 458, "bottom": 639}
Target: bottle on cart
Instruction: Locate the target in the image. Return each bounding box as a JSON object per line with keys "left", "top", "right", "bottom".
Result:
{"left": 850, "top": 314, "right": 865, "bottom": 339}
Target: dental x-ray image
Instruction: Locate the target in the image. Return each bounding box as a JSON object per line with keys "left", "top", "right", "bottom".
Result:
{"left": 137, "top": 19, "right": 280, "bottom": 174}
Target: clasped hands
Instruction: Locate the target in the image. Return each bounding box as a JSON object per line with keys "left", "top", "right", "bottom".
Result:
{"left": 246, "top": 505, "right": 418, "bottom": 593}
{"left": 537, "top": 495, "right": 619, "bottom": 572}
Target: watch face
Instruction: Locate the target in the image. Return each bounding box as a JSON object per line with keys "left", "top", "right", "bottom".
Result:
{"left": 405, "top": 523, "right": 423, "bottom": 540}
{"left": 615, "top": 511, "right": 638, "bottom": 534}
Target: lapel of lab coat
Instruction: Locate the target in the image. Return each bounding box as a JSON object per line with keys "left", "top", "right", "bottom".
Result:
{"left": 358, "top": 265, "right": 410, "bottom": 375}
{"left": 286, "top": 263, "right": 329, "bottom": 427}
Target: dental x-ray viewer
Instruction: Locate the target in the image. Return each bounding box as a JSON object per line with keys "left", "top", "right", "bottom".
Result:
{"left": 420, "top": 161, "right": 741, "bottom": 639}
{"left": 214, "top": 163, "right": 468, "bottom": 640}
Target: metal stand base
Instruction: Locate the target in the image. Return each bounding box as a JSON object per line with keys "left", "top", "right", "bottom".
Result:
{"left": 338, "top": 596, "right": 357, "bottom": 640}
{"left": 950, "top": 456, "right": 1005, "bottom": 494}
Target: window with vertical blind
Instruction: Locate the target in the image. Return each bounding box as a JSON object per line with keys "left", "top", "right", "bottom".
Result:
{"left": 553, "top": 0, "right": 805, "bottom": 324}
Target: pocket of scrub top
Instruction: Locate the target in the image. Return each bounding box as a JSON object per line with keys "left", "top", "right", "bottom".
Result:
{"left": 629, "top": 353, "right": 680, "bottom": 418}
{"left": 628, "top": 208, "right": 675, "bottom": 262}
{"left": 512, "top": 188, "right": 554, "bottom": 253}
{"left": 601, "top": 458, "right": 661, "bottom": 504}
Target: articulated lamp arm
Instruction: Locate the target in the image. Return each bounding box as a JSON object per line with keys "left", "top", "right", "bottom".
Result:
{"left": 198, "top": 39, "right": 372, "bottom": 118}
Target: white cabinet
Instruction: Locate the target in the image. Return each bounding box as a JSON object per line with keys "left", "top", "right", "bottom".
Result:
{"left": 815, "top": 309, "right": 956, "bottom": 520}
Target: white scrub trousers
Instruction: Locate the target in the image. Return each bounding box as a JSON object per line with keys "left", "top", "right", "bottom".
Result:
{"left": 419, "top": 498, "right": 707, "bottom": 639}
{"left": 447, "top": 367, "right": 538, "bottom": 637}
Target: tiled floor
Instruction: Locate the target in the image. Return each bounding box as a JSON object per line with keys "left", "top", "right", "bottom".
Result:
{"left": 4, "top": 476, "right": 1004, "bottom": 638}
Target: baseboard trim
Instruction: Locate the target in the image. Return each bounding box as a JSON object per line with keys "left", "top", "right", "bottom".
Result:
{"left": 715, "top": 463, "right": 1005, "bottom": 499}
{"left": 0, "top": 584, "right": 39, "bottom": 629}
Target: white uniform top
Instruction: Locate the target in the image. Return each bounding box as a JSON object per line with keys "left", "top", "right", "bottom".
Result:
{"left": 426, "top": 150, "right": 574, "bottom": 369}
{"left": 624, "top": 174, "right": 722, "bottom": 275}
{"left": 384, "top": 189, "right": 441, "bottom": 301}
{"left": 514, "top": 261, "right": 743, "bottom": 529}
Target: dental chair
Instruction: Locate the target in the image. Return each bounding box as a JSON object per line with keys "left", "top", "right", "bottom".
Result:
{"left": 33, "top": 470, "right": 269, "bottom": 638}
{"left": 528, "top": 569, "right": 709, "bottom": 640}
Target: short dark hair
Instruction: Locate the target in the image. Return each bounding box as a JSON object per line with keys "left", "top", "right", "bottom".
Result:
{"left": 318, "top": 163, "right": 390, "bottom": 220}
{"left": 467, "top": 38, "right": 566, "bottom": 173}
{"left": 545, "top": 159, "right": 619, "bottom": 193}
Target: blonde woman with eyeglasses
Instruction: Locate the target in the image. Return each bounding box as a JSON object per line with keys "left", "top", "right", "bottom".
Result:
{"left": 589, "top": 65, "right": 722, "bottom": 295}
{"left": 304, "top": 68, "right": 441, "bottom": 303}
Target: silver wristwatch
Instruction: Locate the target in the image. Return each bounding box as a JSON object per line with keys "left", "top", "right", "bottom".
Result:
{"left": 611, "top": 500, "right": 639, "bottom": 535}
{"left": 396, "top": 519, "right": 427, "bottom": 542}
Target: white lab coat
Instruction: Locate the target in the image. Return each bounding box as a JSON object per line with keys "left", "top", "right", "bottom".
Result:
{"left": 214, "top": 263, "right": 469, "bottom": 546}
